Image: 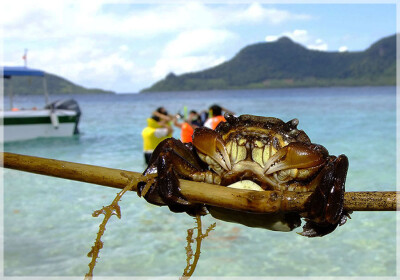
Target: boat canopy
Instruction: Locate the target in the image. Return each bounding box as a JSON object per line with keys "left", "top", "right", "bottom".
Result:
{"left": 2, "top": 66, "right": 50, "bottom": 108}
{"left": 2, "top": 66, "right": 45, "bottom": 78}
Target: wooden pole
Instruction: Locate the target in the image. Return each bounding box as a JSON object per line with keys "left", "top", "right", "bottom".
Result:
{"left": 2, "top": 152, "right": 398, "bottom": 213}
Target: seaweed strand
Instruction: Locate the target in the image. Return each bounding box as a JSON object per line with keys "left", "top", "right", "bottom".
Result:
{"left": 181, "top": 215, "right": 216, "bottom": 279}
{"left": 84, "top": 173, "right": 154, "bottom": 279}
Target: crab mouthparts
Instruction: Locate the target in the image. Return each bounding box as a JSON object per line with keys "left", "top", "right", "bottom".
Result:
{"left": 214, "top": 138, "right": 232, "bottom": 170}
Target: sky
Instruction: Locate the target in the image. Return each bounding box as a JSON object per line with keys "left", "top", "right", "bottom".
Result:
{"left": 1, "top": 1, "right": 397, "bottom": 93}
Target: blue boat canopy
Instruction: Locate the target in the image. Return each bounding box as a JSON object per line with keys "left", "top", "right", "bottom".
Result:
{"left": 2, "top": 66, "right": 45, "bottom": 78}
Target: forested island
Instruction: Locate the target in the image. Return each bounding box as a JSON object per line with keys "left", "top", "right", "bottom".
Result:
{"left": 3, "top": 72, "right": 114, "bottom": 95}
{"left": 142, "top": 34, "right": 395, "bottom": 92}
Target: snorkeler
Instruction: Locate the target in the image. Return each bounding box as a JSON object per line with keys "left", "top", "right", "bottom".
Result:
{"left": 173, "top": 110, "right": 201, "bottom": 143}
{"left": 142, "top": 107, "right": 173, "bottom": 164}
{"left": 204, "top": 104, "right": 234, "bottom": 129}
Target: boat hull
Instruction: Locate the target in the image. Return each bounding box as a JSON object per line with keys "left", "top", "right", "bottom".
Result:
{"left": 2, "top": 109, "right": 79, "bottom": 142}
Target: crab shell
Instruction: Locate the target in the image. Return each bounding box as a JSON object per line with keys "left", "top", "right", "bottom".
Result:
{"left": 191, "top": 114, "right": 346, "bottom": 233}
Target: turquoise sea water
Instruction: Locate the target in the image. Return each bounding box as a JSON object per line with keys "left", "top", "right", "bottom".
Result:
{"left": 3, "top": 86, "right": 397, "bottom": 277}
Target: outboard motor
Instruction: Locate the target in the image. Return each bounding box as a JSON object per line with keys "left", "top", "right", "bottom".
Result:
{"left": 45, "top": 99, "right": 81, "bottom": 134}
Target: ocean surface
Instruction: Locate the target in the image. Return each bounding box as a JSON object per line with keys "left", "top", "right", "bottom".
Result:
{"left": 3, "top": 86, "right": 397, "bottom": 277}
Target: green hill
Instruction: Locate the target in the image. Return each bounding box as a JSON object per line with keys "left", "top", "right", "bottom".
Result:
{"left": 4, "top": 71, "right": 114, "bottom": 95}
{"left": 142, "top": 34, "right": 395, "bottom": 92}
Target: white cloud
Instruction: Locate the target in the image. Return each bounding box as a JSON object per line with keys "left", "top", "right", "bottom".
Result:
{"left": 265, "top": 29, "right": 329, "bottom": 51}
{"left": 154, "top": 28, "right": 236, "bottom": 80}
{"left": 21, "top": 38, "right": 136, "bottom": 91}
{"left": 162, "top": 29, "right": 236, "bottom": 58}
{"left": 264, "top": 8, "right": 311, "bottom": 25}
{"left": 234, "top": 3, "right": 311, "bottom": 25}
{"left": 119, "top": 45, "right": 129, "bottom": 52}
{"left": 2, "top": 2, "right": 311, "bottom": 40}
{"left": 307, "top": 42, "right": 328, "bottom": 51}
{"left": 288, "top": 29, "right": 310, "bottom": 43}
{"left": 2, "top": 2, "right": 312, "bottom": 92}
{"left": 2, "top": 1, "right": 110, "bottom": 39}
{"left": 339, "top": 46, "right": 348, "bottom": 52}
{"left": 238, "top": 3, "right": 267, "bottom": 22}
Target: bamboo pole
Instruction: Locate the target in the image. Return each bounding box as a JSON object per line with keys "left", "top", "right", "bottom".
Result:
{"left": 2, "top": 152, "right": 398, "bottom": 213}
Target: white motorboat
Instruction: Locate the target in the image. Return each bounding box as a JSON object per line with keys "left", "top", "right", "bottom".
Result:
{"left": 2, "top": 66, "right": 81, "bottom": 142}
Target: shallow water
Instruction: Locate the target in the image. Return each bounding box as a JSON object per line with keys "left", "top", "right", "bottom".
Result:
{"left": 3, "top": 86, "right": 397, "bottom": 277}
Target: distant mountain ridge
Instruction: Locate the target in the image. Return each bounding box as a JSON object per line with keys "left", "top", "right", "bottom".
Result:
{"left": 4, "top": 71, "right": 114, "bottom": 95}
{"left": 142, "top": 34, "right": 396, "bottom": 92}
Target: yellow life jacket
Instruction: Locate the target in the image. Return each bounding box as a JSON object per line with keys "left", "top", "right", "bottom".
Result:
{"left": 142, "top": 118, "right": 172, "bottom": 151}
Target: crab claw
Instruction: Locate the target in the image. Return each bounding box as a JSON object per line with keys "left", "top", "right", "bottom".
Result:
{"left": 300, "top": 154, "right": 349, "bottom": 237}
{"left": 193, "top": 127, "right": 232, "bottom": 171}
{"left": 264, "top": 142, "right": 325, "bottom": 175}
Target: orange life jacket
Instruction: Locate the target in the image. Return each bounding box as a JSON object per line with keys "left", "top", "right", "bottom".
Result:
{"left": 208, "top": 115, "right": 226, "bottom": 130}
{"left": 181, "top": 122, "right": 194, "bottom": 143}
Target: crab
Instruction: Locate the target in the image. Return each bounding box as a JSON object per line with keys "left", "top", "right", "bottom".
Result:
{"left": 137, "top": 114, "right": 349, "bottom": 237}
